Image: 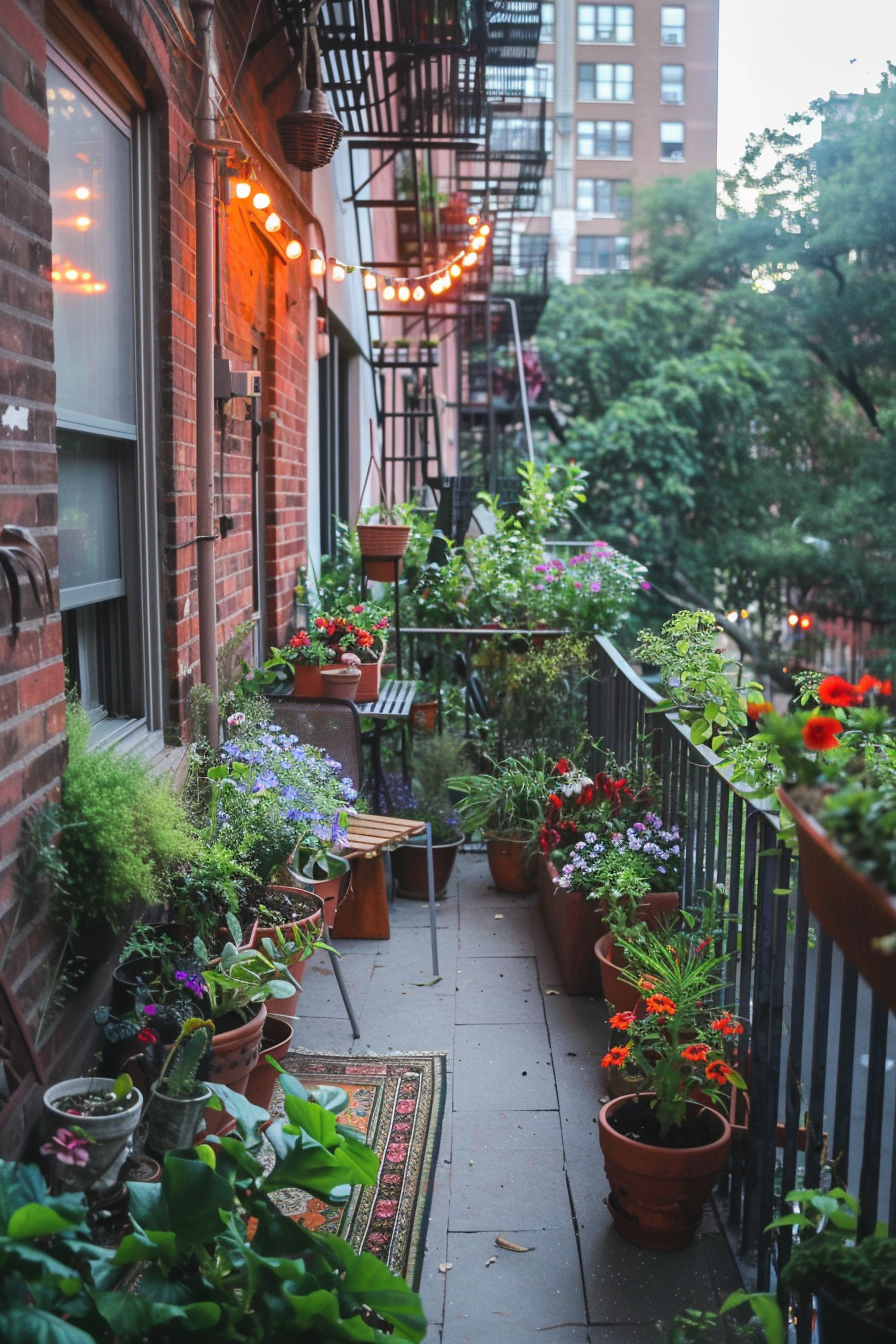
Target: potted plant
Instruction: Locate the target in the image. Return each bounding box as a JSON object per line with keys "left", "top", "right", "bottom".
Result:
{"left": 244, "top": 1013, "right": 295, "bottom": 1111}
{"left": 249, "top": 894, "right": 328, "bottom": 1014}
{"left": 356, "top": 501, "right": 416, "bottom": 582}
{"left": 260, "top": 601, "right": 391, "bottom": 698}
{"left": 320, "top": 657, "right": 363, "bottom": 700}
{"left": 142, "top": 1017, "right": 213, "bottom": 1156}
{"left": 387, "top": 736, "right": 468, "bottom": 899}
{"left": 372, "top": 337, "right": 386, "bottom": 364}
{"left": 42, "top": 1073, "right": 143, "bottom": 1194}
{"left": 596, "top": 920, "right": 746, "bottom": 1250}
{"left": 419, "top": 337, "right": 439, "bottom": 365}
{"left": 448, "top": 752, "right": 554, "bottom": 893}
{"left": 394, "top": 336, "right": 410, "bottom": 363}
{"left": 289, "top": 848, "right": 351, "bottom": 928}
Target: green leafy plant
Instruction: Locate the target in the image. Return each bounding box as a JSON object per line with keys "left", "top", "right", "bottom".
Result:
{"left": 151, "top": 1018, "right": 213, "bottom": 1101}
{"left": 448, "top": 751, "right": 554, "bottom": 842}
{"left": 198, "top": 942, "right": 297, "bottom": 1022}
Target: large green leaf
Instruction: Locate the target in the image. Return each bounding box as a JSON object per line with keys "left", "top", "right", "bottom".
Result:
{"left": 129, "top": 1155, "right": 234, "bottom": 1246}
{"left": 7, "top": 1203, "right": 81, "bottom": 1240}
{"left": 91, "top": 1289, "right": 221, "bottom": 1337}
{"left": 0, "top": 1309, "right": 97, "bottom": 1344}
{"left": 327, "top": 1236, "right": 427, "bottom": 1342}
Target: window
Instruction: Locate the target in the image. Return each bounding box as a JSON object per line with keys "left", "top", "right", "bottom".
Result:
{"left": 540, "top": 1, "right": 555, "bottom": 42}
{"left": 578, "top": 5, "right": 634, "bottom": 42}
{"left": 661, "top": 5, "right": 685, "bottom": 44}
{"left": 577, "top": 119, "right": 632, "bottom": 157}
{"left": 492, "top": 116, "right": 547, "bottom": 154}
{"left": 523, "top": 62, "right": 554, "bottom": 99}
{"left": 515, "top": 233, "right": 551, "bottom": 272}
{"left": 660, "top": 120, "right": 685, "bottom": 159}
{"left": 576, "top": 177, "right": 631, "bottom": 217}
{"left": 49, "top": 52, "right": 158, "bottom": 729}
{"left": 660, "top": 64, "right": 685, "bottom": 103}
{"left": 576, "top": 234, "right": 630, "bottom": 272}
{"left": 534, "top": 174, "right": 553, "bottom": 214}
{"left": 578, "top": 63, "right": 633, "bottom": 100}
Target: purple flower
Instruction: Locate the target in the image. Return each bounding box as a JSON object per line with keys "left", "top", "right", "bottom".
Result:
{"left": 533, "top": 563, "right": 548, "bottom": 573}
{"left": 590, "top": 581, "right": 601, "bottom": 593}
{"left": 142, "top": 1003, "right": 158, "bottom": 1017}
{"left": 175, "top": 970, "right": 205, "bottom": 997}
{"left": 535, "top": 583, "right": 545, "bottom": 591}
{"left": 641, "top": 581, "right": 651, "bottom": 590}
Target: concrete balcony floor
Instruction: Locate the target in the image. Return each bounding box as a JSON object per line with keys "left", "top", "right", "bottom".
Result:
{"left": 297, "top": 851, "right": 742, "bottom": 1343}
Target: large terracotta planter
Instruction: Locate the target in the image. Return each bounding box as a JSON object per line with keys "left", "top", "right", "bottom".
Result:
{"left": 244, "top": 1014, "right": 294, "bottom": 1112}
{"left": 816, "top": 1288, "right": 896, "bottom": 1343}
{"left": 594, "top": 934, "right": 643, "bottom": 1015}
{"left": 598, "top": 1094, "right": 732, "bottom": 1250}
{"left": 391, "top": 836, "right": 462, "bottom": 900}
{"left": 538, "top": 855, "right": 608, "bottom": 994}
{"left": 355, "top": 654, "right": 384, "bottom": 702}
{"left": 486, "top": 836, "right": 537, "bottom": 894}
{"left": 249, "top": 886, "right": 324, "bottom": 1016}
{"left": 291, "top": 665, "right": 324, "bottom": 697}
{"left": 779, "top": 787, "right": 896, "bottom": 1015}
{"left": 205, "top": 1003, "right": 267, "bottom": 1136}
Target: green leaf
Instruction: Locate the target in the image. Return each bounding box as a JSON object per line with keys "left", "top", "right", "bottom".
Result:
{"left": 0, "top": 1309, "right": 98, "bottom": 1344}
{"left": 7, "top": 1203, "right": 78, "bottom": 1240}
{"left": 111, "top": 1073, "right": 133, "bottom": 1101}
{"left": 720, "top": 1291, "right": 786, "bottom": 1344}
{"left": 205, "top": 1083, "right": 269, "bottom": 1148}
{"left": 112, "top": 1228, "right": 179, "bottom": 1269}
{"left": 129, "top": 1155, "right": 234, "bottom": 1246}
{"left": 90, "top": 1289, "right": 207, "bottom": 1336}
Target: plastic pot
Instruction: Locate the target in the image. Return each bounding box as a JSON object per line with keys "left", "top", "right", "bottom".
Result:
{"left": 145, "top": 1084, "right": 212, "bottom": 1156}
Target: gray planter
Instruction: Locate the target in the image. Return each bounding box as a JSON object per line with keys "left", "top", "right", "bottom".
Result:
{"left": 43, "top": 1076, "right": 143, "bottom": 1194}
{"left": 145, "top": 1084, "right": 212, "bottom": 1156}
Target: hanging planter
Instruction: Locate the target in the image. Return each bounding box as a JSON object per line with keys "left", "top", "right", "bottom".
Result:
{"left": 355, "top": 422, "right": 412, "bottom": 581}
{"left": 276, "top": 3, "right": 343, "bottom": 172}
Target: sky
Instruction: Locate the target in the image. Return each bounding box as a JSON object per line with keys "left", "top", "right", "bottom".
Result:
{"left": 717, "top": 0, "right": 896, "bottom": 171}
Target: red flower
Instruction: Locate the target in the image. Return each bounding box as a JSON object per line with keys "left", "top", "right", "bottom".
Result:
{"left": 818, "top": 675, "right": 860, "bottom": 708}
{"left": 856, "top": 674, "right": 892, "bottom": 696}
{"left": 746, "top": 699, "right": 773, "bottom": 721}
{"left": 577, "top": 784, "right": 595, "bottom": 806}
{"left": 137, "top": 1027, "right": 158, "bottom": 1044}
{"left": 601, "top": 1045, "right": 631, "bottom": 1069}
{"left": 609, "top": 1011, "right": 636, "bottom": 1030}
{"left": 680, "top": 1043, "right": 711, "bottom": 1062}
{"left": 351, "top": 604, "right": 365, "bottom": 614}
{"left": 555, "top": 758, "right": 572, "bottom": 775}
{"left": 357, "top": 630, "right": 374, "bottom": 647}
{"left": 314, "top": 617, "right": 327, "bottom": 628}
{"left": 705, "top": 1060, "right": 733, "bottom": 1085}
{"left": 801, "top": 716, "right": 844, "bottom": 752}
{"left": 645, "top": 994, "right": 677, "bottom": 1017}
{"left": 289, "top": 630, "right": 310, "bottom": 649}
{"left": 711, "top": 1013, "right": 744, "bottom": 1036}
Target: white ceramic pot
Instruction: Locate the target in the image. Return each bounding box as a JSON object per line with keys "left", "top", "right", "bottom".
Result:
{"left": 43, "top": 1076, "right": 143, "bottom": 1193}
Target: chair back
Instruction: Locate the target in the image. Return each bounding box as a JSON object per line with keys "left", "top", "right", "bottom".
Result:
{"left": 266, "top": 697, "right": 364, "bottom": 791}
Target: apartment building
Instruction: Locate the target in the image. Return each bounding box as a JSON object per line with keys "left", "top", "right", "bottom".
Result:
{"left": 521, "top": 0, "right": 719, "bottom": 280}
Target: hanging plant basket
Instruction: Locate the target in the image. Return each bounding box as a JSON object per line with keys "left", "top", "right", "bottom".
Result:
{"left": 277, "top": 89, "right": 344, "bottom": 172}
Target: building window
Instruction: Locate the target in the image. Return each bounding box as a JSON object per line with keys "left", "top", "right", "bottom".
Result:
{"left": 576, "top": 234, "right": 630, "bottom": 272}
{"left": 577, "top": 119, "right": 632, "bottom": 158}
{"left": 660, "top": 120, "right": 685, "bottom": 159}
{"left": 523, "top": 62, "right": 554, "bottom": 99}
{"left": 661, "top": 5, "right": 686, "bottom": 44}
{"left": 492, "top": 116, "right": 546, "bottom": 154}
{"left": 660, "top": 64, "right": 685, "bottom": 103}
{"left": 576, "top": 177, "right": 631, "bottom": 217}
{"left": 577, "top": 63, "right": 633, "bottom": 101}
{"left": 540, "top": 1, "right": 555, "bottom": 42}
{"left": 578, "top": 4, "right": 634, "bottom": 42}
{"left": 534, "top": 175, "right": 553, "bottom": 214}
{"left": 515, "top": 233, "right": 551, "bottom": 272}
{"left": 49, "top": 51, "right": 158, "bottom": 730}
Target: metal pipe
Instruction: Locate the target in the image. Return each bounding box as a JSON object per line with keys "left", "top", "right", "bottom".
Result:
{"left": 190, "top": 0, "right": 219, "bottom": 744}
{"left": 501, "top": 297, "right": 534, "bottom": 462}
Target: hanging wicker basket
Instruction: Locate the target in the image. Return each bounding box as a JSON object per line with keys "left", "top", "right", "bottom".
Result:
{"left": 277, "top": 89, "right": 344, "bottom": 171}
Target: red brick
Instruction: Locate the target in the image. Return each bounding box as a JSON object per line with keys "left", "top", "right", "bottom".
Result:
{"left": 0, "top": 82, "right": 48, "bottom": 153}
{"left": 1, "top": 0, "right": 46, "bottom": 66}
{"left": 18, "top": 660, "right": 63, "bottom": 711}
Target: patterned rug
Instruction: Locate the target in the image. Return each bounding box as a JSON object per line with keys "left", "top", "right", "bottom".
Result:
{"left": 272, "top": 1051, "right": 447, "bottom": 1290}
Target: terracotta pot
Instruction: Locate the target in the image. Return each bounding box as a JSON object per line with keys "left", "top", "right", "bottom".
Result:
{"left": 249, "top": 887, "right": 324, "bottom": 1016}
{"left": 486, "top": 836, "right": 537, "bottom": 894}
{"left": 355, "top": 655, "right": 384, "bottom": 702}
{"left": 816, "top": 1288, "right": 896, "bottom": 1343}
{"left": 205, "top": 1003, "right": 267, "bottom": 1136}
{"left": 391, "top": 836, "right": 463, "bottom": 900}
{"left": 291, "top": 664, "right": 324, "bottom": 697}
{"left": 244, "top": 1014, "right": 294, "bottom": 1112}
{"left": 320, "top": 666, "right": 361, "bottom": 701}
{"left": 538, "top": 855, "right": 608, "bottom": 994}
{"left": 594, "top": 933, "right": 643, "bottom": 1015}
{"left": 410, "top": 700, "right": 439, "bottom": 733}
{"left": 598, "top": 1094, "right": 732, "bottom": 1250}
{"left": 778, "top": 787, "right": 896, "bottom": 1014}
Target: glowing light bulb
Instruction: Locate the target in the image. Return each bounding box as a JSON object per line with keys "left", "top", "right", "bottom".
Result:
{"left": 92, "top": 282, "right": 106, "bottom": 292}
{"left": 362, "top": 269, "right": 377, "bottom": 291}
{"left": 264, "top": 211, "right": 282, "bottom": 232}
{"left": 441, "top": 271, "right": 452, "bottom": 289}
{"left": 462, "top": 251, "right": 477, "bottom": 267}
{"left": 235, "top": 180, "right": 251, "bottom": 199}
{"left": 285, "top": 239, "right": 303, "bottom": 259}
{"left": 80, "top": 271, "right": 92, "bottom": 280}
{"left": 429, "top": 276, "right": 443, "bottom": 294}
{"left": 252, "top": 190, "right": 271, "bottom": 210}
{"left": 449, "top": 263, "right": 462, "bottom": 278}
{"left": 478, "top": 222, "right": 490, "bottom": 236}
{"left": 467, "top": 214, "right": 479, "bottom": 226}
{"left": 412, "top": 284, "right": 425, "bottom": 302}
{"left": 787, "top": 613, "right": 799, "bottom": 627}
{"left": 64, "top": 268, "right": 79, "bottom": 280}
{"left": 383, "top": 280, "right": 396, "bottom": 301}
{"left": 74, "top": 215, "right": 92, "bottom": 230}
{"left": 471, "top": 234, "right": 486, "bottom": 250}
{"left": 75, "top": 186, "right": 90, "bottom": 201}
{"left": 50, "top": 270, "right": 61, "bottom": 281}
{"left": 309, "top": 249, "right": 326, "bottom": 277}
{"left": 330, "top": 259, "right": 346, "bottom": 282}
{"left": 397, "top": 283, "right": 411, "bottom": 302}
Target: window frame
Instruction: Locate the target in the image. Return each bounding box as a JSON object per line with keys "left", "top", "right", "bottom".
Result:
{"left": 576, "top": 233, "right": 630, "bottom": 273}
{"left": 578, "top": 61, "right": 633, "bottom": 101}
{"left": 660, "top": 119, "right": 686, "bottom": 160}
{"left": 577, "top": 4, "right": 634, "bottom": 43}
{"left": 660, "top": 64, "right": 685, "bottom": 104}
{"left": 540, "top": 1, "right": 555, "bottom": 43}
{"left": 660, "top": 5, "right": 686, "bottom": 45}
{"left": 576, "top": 177, "right": 630, "bottom": 219}
{"left": 577, "top": 119, "right": 632, "bottom": 159}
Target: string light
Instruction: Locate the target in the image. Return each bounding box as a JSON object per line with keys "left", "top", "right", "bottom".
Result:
{"left": 75, "top": 186, "right": 90, "bottom": 201}
{"left": 252, "top": 189, "right": 271, "bottom": 210}
{"left": 397, "top": 282, "right": 411, "bottom": 302}
{"left": 412, "top": 283, "right": 425, "bottom": 302}
{"left": 429, "top": 276, "right": 443, "bottom": 294}
{"left": 462, "top": 251, "right": 477, "bottom": 267}
{"left": 309, "top": 249, "right": 326, "bottom": 277}
{"left": 450, "top": 262, "right": 462, "bottom": 278}
{"left": 234, "top": 180, "right": 251, "bottom": 199}
{"left": 285, "top": 238, "right": 303, "bottom": 259}
{"left": 478, "top": 223, "right": 490, "bottom": 236}
{"left": 264, "top": 212, "right": 282, "bottom": 232}
{"left": 330, "top": 258, "right": 346, "bottom": 282}
{"left": 471, "top": 234, "right": 486, "bottom": 250}
{"left": 74, "top": 216, "right": 92, "bottom": 230}
{"left": 467, "top": 214, "right": 479, "bottom": 226}
{"left": 362, "top": 268, "right": 377, "bottom": 291}
{"left": 382, "top": 279, "right": 396, "bottom": 301}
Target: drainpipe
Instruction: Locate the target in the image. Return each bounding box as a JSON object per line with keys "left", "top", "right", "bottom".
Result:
{"left": 190, "top": 0, "right": 219, "bottom": 744}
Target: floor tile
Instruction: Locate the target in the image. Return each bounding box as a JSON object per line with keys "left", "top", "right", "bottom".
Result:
{"left": 457, "top": 906, "right": 537, "bottom": 958}
{"left": 454, "top": 956, "right": 544, "bottom": 1024}
{"left": 448, "top": 1109, "right": 568, "bottom": 1231}
{"left": 453, "top": 1022, "right": 557, "bottom": 1111}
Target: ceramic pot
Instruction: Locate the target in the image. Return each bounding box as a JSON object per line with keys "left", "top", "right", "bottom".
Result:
{"left": 486, "top": 836, "right": 537, "bottom": 894}
{"left": 292, "top": 855, "right": 351, "bottom": 929}
{"left": 320, "top": 666, "right": 361, "bottom": 701}
{"left": 816, "top": 1288, "right": 896, "bottom": 1343}
{"left": 291, "top": 665, "right": 324, "bottom": 697}
{"left": 778, "top": 787, "right": 896, "bottom": 1013}
{"left": 244, "top": 1015, "right": 294, "bottom": 1112}
{"left": 145, "top": 1084, "right": 212, "bottom": 1156}
{"left": 410, "top": 700, "right": 438, "bottom": 733}
{"left": 598, "top": 1094, "right": 732, "bottom": 1250}
{"left": 537, "top": 855, "right": 608, "bottom": 995}
{"left": 594, "top": 934, "right": 643, "bottom": 1015}
{"left": 43, "top": 1077, "right": 143, "bottom": 1194}
{"left": 391, "top": 836, "right": 463, "bottom": 900}
{"left": 205, "top": 1003, "right": 267, "bottom": 1136}
{"left": 249, "top": 887, "right": 324, "bottom": 1016}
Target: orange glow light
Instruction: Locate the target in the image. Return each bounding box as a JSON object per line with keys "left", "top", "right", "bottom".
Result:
{"left": 75, "top": 186, "right": 90, "bottom": 201}
{"left": 252, "top": 190, "right": 271, "bottom": 210}
{"left": 787, "top": 613, "right": 799, "bottom": 627}
{"left": 449, "top": 263, "right": 462, "bottom": 278}
{"left": 285, "top": 239, "right": 303, "bottom": 259}
{"left": 330, "top": 259, "right": 346, "bottom": 282}
{"left": 397, "top": 283, "right": 411, "bottom": 302}
{"left": 467, "top": 214, "right": 479, "bottom": 226}
{"left": 235, "top": 180, "right": 252, "bottom": 199}
{"left": 412, "top": 284, "right": 425, "bottom": 302}
{"left": 309, "top": 249, "right": 326, "bottom": 277}
{"left": 362, "top": 269, "right": 377, "bottom": 291}
{"left": 50, "top": 270, "right": 61, "bottom": 281}
{"left": 264, "top": 212, "right": 282, "bottom": 232}
{"left": 64, "top": 268, "right": 79, "bottom": 280}
{"left": 462, "top": 251, "right": 477, "bottom": 267}
{"left": 383, "top": 280, "right": 396, "bottom": 301}
{"left": 74, "top": 215, "right": 92, "bottom": 230}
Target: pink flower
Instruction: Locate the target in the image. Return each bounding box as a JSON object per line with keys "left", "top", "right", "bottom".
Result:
{"left": 641, "top": 581, "right": 651, "bottom": 590}
{"left": 340, "top": 651, "right": 361, "bottom": 665}
{"left": 226, "top": 712, "right": 246, "bottom": 726}
{"left": 590, "top": 581, "right": 601, "bottom": 593}
{"left": 142, "top": 1003, "right": 158, "bottom": 1016}
{"left": 40, "top": 1128, "right": 92, "bottom": 1167}
{"left": 535, "top": 583, "right": 545, "bottom": 591}
{"left": 374, "top": 1199, "right": 399, "bottom": 1218}
{"left": 385, "top": 1143, "right": 408, "bottom": 1163}
{"left": 573, "top": 581, "right": 582, "bottom": 588}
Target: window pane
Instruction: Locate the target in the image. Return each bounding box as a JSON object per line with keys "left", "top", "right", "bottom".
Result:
{"left": 595, "top": 179, "right": 613, "bottom": 213}
{"left": 616, "top": 180, "right": 632, "bottom": 217}
{"left": 661, "top": 5, "right": 685, "bottom": 43}
{"left": 596, "top": 121, "right": 612, "bottom": 155}
{"left": 577, "top": 178, "right": 594, "bottom": 214}
{"left": 615, "top": 236, "right": 631, "bottom": 270}
{"left": 541, "top": 1, "right": 555, "bottom": 41}
{"left": 578, "top": 64, "right": 595, "bottom": 100}
{"left": 616, "top": 5, "right": 634, "bottom": 40}
{"left": 660, "top": 121, "right": 685, "bottom": 158}
{"left": 578, "top": 4, "right": 596, "bottom": 40}
{"left": 57, "top": 430, "right": 124, "bottom": 599}
{"left": 615, "top": 64, "right": 633, "bottom": 98}
{"left": 615, "top": 121, "right": 632, "bottom": 155}
{"left": 576, "top": 236, "right": 593, "bottom": 269}
{"left": 596, "top": 5, "right": 614, "bottom": 39}
{"left": 661, "top": 64, "right": 685, "bottom": 102}
{"left": 48, "top": 61, "right": 136, "bottom": 428}
{"left": 596, "top": 237, "right": 612, "bottom": 270}
{"left": 535, "top": 175, "right": 553, "bottom": 213}
{"left": 577, "top": 121, "right": 595, "bottom": 156}
{"left": 596, "top": 63, "right": 613, "bottom": 99}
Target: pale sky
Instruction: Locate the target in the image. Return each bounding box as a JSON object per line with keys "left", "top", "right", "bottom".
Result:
{"left": 717, "top": 0, "right": 896, "bottom": 171}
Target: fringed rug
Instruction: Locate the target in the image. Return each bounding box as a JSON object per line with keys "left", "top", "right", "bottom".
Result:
{"left": 272, "top": 1051, "right": 447, "bottom": 1290}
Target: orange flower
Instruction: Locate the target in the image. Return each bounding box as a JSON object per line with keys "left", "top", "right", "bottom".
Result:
{"left": 680, "top": 1043, "right": 711, "bottom": 1062}
{"left": 856, "top": 674, "right": 892, "bottom": 696}
{"left": 601, "top": 1045, "right": 631, "bottom": 1069}
{"left": 705, "top": 1060, "right": 733, "bottom": 1085}
{"left": 802, "top": 716, "right": 844, "bottom": 752}
{"left": 645, "top": 994, "right": 677, "bottom": 1017}
{"left": 818, "top": 675, "right": 860, "bottom": 708}
{"left": 746, "top": 699, "right": 773, "bottom": 721}
{"left": 637, "top": 976, "right": 657, "bottom": 992}
{"left": 609, "top": 1011, "right": 636, "bottom": 1030}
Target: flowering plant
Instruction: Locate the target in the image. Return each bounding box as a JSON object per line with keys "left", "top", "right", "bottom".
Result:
{"left": 526, "top": 542, "right": 649, "bottom": 634}
{"left": 279, "top": 601, "right": 391, "bottom": 669}
{"left": 557, "top": 816, "right": 681, "bottom": 936}
{"left": 606, "top": 912, "right": 746, "bottom": 1138}
{"left": 539, "top": 757, "right": 641, "bottom": 857}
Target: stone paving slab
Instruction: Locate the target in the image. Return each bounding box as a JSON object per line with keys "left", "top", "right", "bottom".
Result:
{"left": 454, "top": 955, "right": 543, "bottom": 1024}
{"left": 453, "top": 1022, "right": 558, "bottom": 1112}
{"left": 448, "top": 1108, "right": 568, "bottom": 1232}
{"left": 457, "top": 905, "right": 538, "bottom": 958}
{"left": 296, "top": 950, "right": 374, "bottom": 1019}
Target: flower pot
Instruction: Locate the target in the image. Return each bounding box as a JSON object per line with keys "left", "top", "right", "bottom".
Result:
{"left": 145, "top": 1084, "right": 212, "bottom": 1156}
{"left": 249, "top": 886, "right": 324, "bottom": 1016}
{"left": 486, "top": 836, "right": 537, "bottom": 893}
{"left": 110, "top": 956, "right": 161, "bottom": 1016}
{"left": 816, "top": 1288, "right": 896, "bottom": 1343}
{"left": 43, "top": 1077, "right": 143, "bottom": 1194}
{"left": 205, "top": 1003, "right": 267, "bottom": 1136}
{"left": 778, "top": 787, "right": 896, "bottom": 1014}
{"left": 538, "top": 855, "right": 608, "bottom": 995}
{"left": 292, "top": 854, "right": 351, "bottom": 929}
{"left": 357, "top": 523, "right": 411, "bottom": 583}
{"left": 291, "top": 664, "right": 325, "bottom": 697}
{"left": 394, "top": 347, "right": 410, "bottom": 364}
{"left": 355, "top": 654, "right": 384, "bottom": 702}
{"left": 410, "top": 700, "right": 439, "bottom": 733}
{"left": 594, "top": 933, "right": 643, "bottom": 1015}
{"left": 320, "top": 666, "right": 362, "bottom": 701}
{"left": 598, "top": 1093, "right": 732, "bottom": 1250}
{"left": 244, "top": 1015, "right": 294, "bottom": 1112}
{"left": 391, "top": 835, "right": 463, "bottom": 900}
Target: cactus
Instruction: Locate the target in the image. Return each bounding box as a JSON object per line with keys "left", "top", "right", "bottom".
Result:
{"left": 158, "top": 1019, "right": 213, "bottom": 1100}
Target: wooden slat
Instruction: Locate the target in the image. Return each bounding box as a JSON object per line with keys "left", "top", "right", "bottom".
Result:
{"left": 344, "top": 813, "right": 427, "bottom": 857}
